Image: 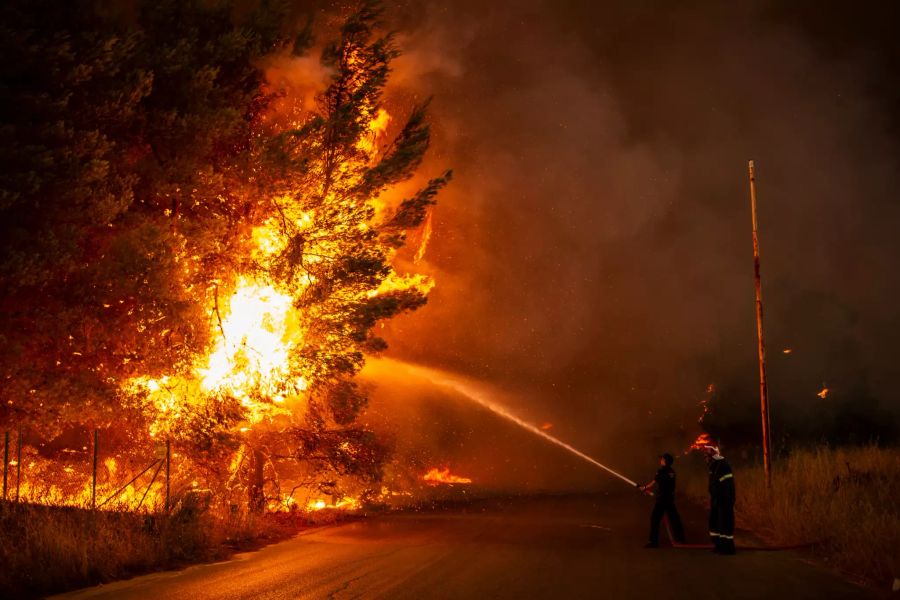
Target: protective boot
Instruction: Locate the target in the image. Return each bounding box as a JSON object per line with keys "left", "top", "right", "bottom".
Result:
{"left": 719, "top": 538, "right": 736, "bottom": 555}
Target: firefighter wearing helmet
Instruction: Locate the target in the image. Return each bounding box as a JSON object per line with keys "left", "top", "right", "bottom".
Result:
{"left": 703, "top": 443, "right": 736, "bottom": 555}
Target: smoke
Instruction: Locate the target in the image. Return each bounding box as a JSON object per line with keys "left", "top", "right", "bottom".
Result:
{"left": 357, "top": 0, "right": 900, "bottom": 463}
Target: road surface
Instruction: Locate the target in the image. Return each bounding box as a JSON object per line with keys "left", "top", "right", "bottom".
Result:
{"left": 56, "top": 493, "right": 874, "bottom": 600}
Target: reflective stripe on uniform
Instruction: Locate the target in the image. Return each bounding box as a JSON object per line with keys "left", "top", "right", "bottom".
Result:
{"left": 719, "top": 473, "right": 733, "bottom": 482}
{"left": 709, "top": 531, "right": 720, "bottom": 537}
{"left": 720, "top": 534, "right": 734, "bottom": 540}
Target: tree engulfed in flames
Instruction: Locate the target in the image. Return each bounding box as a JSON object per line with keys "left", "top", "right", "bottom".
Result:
{"left": 0, "top": 4, "right": 448, "bottom": 514}
{"left": 130, "top": 7, "right": 450, "bottom": 510}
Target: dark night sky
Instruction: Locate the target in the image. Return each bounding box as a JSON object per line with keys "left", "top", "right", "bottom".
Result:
{"left": 357, "top": 0, "right": 900, "bottom": 454}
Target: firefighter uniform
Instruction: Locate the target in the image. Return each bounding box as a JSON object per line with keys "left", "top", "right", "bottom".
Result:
{"left": 648, "top": 464, "right": 686, "bottom": 546}
{"left": 708, "top": 455, "right": 736, "bottom": 554}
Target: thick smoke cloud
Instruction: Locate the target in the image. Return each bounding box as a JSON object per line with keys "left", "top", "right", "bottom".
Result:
{"left": 354, "top": 0, "right": 900, "bottom": 467}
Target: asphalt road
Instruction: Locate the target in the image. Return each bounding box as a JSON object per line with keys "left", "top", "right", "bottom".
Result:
{"left": 55, "top": 493, "right": 875, "bottom": 600}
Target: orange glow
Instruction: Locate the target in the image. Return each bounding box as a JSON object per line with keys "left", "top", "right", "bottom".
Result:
{"left": 422, "top": 467, "right": 473, "bottom": 485}
{"left": 357, "top": 108, "right": 391, "bottom": 155}
{"left": 817, "top": 387, "right": 829, "bottom": 399}
{"left": 783, "top": 348, "right": 793, "bottom": 354}
{"left": 366, "top": 272, "right": 434, "bottom": 298}
{"left": 540, "top": 422, "right": 553, "bottom": 431}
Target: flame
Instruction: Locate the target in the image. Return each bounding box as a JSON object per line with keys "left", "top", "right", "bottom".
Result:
{"left": 367, "top": 272, "right": 434, "bottom": 298}
{"left": 783, "top": 348, "right": 793, "bottom": 354}
{"left": 540, "top": 422, "right": 553, "bottom": 431}
{"left": 198, "top": 278, "right": 305, "bottom": 403}
{"left": 687, "top": 433, "right": 714, "bottom": 453}
{"left": 357, "top": 108, "right": 391, "bottom": 155}
{"left": 13, "top": 453, "right": 164, "bottom": 511}
{"left": 817, "top": 386, "right": 829, "bottom": 399}
{"left": 306, "top": 497, "right": 360, "bottom": 511}
{"left": 130, "top": 222, "right": 311, "bottom": 433}
{"left": 413, "top": 210, "right": 433, "bottom": 264}
{"left": 423, "top": 467, "right": 472, "bottom": 485}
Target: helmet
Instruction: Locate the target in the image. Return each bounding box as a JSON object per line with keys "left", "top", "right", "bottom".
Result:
{"left": 660, "top": 452, "right": 674, "bottom": 465}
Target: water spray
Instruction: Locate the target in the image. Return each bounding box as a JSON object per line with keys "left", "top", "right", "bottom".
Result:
{"left": 391, "top": 360, "right": 637, "bottom": 488}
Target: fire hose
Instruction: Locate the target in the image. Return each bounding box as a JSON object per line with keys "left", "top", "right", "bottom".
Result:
{"left": 406, "top": 360, "right": 821, "bottom": 552}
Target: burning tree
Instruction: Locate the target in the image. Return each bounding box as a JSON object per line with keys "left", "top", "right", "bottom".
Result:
{"left": 0, "top": 0, "right": 447, "bottom": 511}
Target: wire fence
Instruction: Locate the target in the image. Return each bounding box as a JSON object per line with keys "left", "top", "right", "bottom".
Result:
{"left": 1, "top": 429, "right": 174, "bottom": 514}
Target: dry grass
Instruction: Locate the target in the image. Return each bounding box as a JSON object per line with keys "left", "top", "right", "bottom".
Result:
{"left": 0, "top": 503, "right": 305, "bottom": 599}
{"left": 731, "top": 445, "right": 899, "bottom": 591}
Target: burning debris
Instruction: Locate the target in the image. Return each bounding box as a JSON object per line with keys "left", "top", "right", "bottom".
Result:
{"left": 422, "top": 467, "right": 473, "bottom": 486}
{"left": 817, "top": 387, "right": 830, "bottom": 399}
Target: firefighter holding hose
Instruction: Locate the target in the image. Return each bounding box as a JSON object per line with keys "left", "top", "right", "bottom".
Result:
{"left": 703, "top": 444, "right": 736, "bottom": 555}
{"left": 639, "top": 452, "right": 686, "bottom": 547}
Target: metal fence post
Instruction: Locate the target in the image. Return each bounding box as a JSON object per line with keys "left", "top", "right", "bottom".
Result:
{"left": 3, "top": 431, "right": 8, "bottom": 501}
{"left": 91, "top": 429, "right": 98, "bottom": 509}
{"left": 15, "top": 430, "right": 21, "bottom": 502}
{"left": 165, "top": 439, "right": 170, "bottom": 513}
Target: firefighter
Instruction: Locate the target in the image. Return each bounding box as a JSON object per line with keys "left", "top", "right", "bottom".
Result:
{"left": 638, "top": 452, "right": 686, "bottom": 547}
{"left": 703, "top": 444, "right": 736, "bottom": 555}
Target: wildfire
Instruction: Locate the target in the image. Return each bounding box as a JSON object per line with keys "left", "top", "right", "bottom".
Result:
{"left": 131, "top": 274, "right": 301, "bottom": 433}
{"left": 422, "top": 467, "right": 473, "bottom": 485}
{"left": 198, "top": 277, "right": 305, "bottom": 404}
{"left": 5, "top": 6, "right": 448, "bottom": 517}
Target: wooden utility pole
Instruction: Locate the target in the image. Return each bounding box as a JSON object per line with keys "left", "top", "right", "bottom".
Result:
{"left": 15, "top": 430, "right": 21, "bottom": 501}
{"left": 749, "top": 160, "right": 772, "bottom": 487}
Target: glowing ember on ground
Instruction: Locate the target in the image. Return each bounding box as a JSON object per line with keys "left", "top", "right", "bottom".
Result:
{"left": 306, "top": 497, "right": 360, "bottom": 511}
{"left": 783, "top": 348, "right": 793, "bottom": 354}
{"left": 423, "top": 467, "right": 473, "bottom": 485}
{"left": 817, "top": 387, "right": 830, "bottom": 399}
